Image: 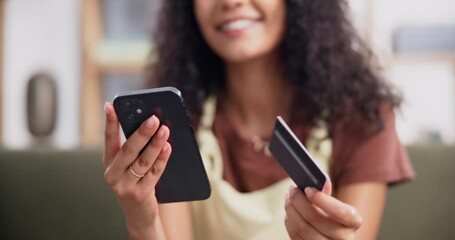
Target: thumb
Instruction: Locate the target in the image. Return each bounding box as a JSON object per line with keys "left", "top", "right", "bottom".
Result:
{"left": 322, "top": 177, "right": 332, "bottom": 195}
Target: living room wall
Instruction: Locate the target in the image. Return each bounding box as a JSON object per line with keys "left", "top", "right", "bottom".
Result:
{"left": 1, "top": 0, "right": 454, "bottom": 148}
{"left": 2, "top": 0, "right": 80, "bottom": 149}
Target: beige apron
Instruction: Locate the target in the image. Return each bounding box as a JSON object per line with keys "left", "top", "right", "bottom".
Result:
{"left": 192, "top": 97, "right": 331, "bottom": 240}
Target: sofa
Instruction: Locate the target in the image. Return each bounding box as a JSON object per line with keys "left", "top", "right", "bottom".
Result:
{"left": 378, "top": 144, "right": 455, "bottom": 240}
{"left": 0, "top": 147, "right": 128, "bottom": 239}
{"left": 0, "top": 144, "right": 454, "bottom": 240}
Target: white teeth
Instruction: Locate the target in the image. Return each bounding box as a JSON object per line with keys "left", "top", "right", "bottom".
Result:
{"left": 220, "top": 19, "right": 254, "bottom": 31}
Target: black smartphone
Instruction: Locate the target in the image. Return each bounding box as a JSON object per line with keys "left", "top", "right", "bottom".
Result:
{"left": 269, "top": 116, "right": 327, "bottom": 191}
{"left": 113, "top": 87, "right": 211, "bottom": 203}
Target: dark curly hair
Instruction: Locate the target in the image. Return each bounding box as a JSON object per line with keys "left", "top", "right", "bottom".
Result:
{"left": 148, "top": 0, "right": 402, "bottom": 133}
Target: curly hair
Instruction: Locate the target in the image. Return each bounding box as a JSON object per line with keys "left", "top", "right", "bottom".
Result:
{"left": 148, "top": 0, "right": 402, "bottom": 133}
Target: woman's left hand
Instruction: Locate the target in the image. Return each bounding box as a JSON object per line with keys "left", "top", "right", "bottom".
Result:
{"left": 284, "top": 180, "right": 363, "bottom": 240}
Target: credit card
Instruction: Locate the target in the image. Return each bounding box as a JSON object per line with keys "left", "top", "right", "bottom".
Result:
{"left": 269, "top": 116, "right": 327, "bottom": 191}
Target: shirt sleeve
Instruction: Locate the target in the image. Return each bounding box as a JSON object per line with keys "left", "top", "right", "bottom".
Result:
{"left": 330, "top": 104, "right": 415, "bottom": 188}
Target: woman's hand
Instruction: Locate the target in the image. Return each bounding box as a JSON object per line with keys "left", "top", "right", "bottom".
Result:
{"left": 103, "top": 103, "right": 172, "bottom": 238}
{"left": 284, "top": 180, "right": 363, "bottom": 240}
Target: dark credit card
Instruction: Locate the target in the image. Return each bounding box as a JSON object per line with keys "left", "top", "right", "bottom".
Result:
{"left": 269, "top": 116, "right": 327, "bottom": 191}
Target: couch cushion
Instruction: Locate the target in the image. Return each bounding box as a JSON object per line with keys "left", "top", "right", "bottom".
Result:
{"left": 0, "top": 148, "right": 128, "bottom": 240}
{"left": 1, "top": 144, "right": 454, "bottom": 239}
{"left": 379, "top": 144, "right": 455, "bottom": 240}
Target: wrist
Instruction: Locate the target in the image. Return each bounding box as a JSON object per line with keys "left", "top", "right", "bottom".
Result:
{"left": 126, "top": 212, "right": 162, "bottom": 240}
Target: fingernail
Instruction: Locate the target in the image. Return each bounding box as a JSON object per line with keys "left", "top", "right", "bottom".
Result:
{"left": 145, "top": 115, "right": 156, "bottom": 128}
{"left": 104, "top": 102, "right": 110, "bottom": 115}
{"left": 288, "top": 186, "right": 298, "bottom": 198}
{"left": 157, "top": 126, "right": 167, "bottom": 137}
{"left": 305, "top": 187, "right": 315, "bottom": 199}
{"left": 162, "top": 142, "right": 170, "bottom": 152}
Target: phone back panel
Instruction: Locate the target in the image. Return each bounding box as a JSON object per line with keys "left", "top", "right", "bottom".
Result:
{"left": 113, "top": 87, "right": 211, "bottom": 203}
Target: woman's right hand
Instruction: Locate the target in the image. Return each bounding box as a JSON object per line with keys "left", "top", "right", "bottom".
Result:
{"left": 103, "top": 102, "right": 172, "bottom": 238}
{"left": 284, "top": 181, "right": 363, "bottom": 240}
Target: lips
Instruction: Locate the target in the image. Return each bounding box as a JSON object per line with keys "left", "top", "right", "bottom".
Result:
{"left": 218, "top": 19, "right": 257, "bottom": 32}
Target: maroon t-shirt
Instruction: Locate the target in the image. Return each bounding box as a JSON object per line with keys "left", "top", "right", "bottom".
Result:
{"left": 213, "top": 101, "right": 415, "bottom": 192}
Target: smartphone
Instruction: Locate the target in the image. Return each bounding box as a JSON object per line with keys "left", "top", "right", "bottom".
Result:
{"left": 113, "top": 87, "right": 211, "bottom": 203}
{"left": 269, "top": 116, "right": 327, "bottom": 191}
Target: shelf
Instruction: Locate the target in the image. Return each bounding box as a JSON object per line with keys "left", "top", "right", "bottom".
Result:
{"left": 95, "top": 39, "right": 152, "bottom": 74}
{"left": 80, "top": 0, "right": 156, "bottom": 146}
{"left": 81, "top": 0, "right": 103, "bottom": 146}
{"left": 393, "top": 52, "right": 455, "bottom": 63}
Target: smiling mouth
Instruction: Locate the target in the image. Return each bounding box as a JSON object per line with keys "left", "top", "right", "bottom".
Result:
{"left": 218, "top": 19, "right": 257, "bottom": 32}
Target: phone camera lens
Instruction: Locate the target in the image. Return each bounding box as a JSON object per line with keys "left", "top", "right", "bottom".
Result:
{"left": 120, "top": 102, "right": 131, "bottom": 112}
{"left": 126, "top": 113, "right": 135, "bottom": 124}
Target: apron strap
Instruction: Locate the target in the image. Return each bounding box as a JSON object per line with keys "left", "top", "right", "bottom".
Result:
{"left": 196, "top": 96, "right": 224, "bottom": 179}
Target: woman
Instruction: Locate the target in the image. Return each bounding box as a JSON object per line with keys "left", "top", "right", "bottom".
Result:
{"left": 103, "top": 0, "right": 414, "bottom": 239}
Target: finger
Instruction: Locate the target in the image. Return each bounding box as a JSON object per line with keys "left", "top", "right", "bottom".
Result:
{"left": 284, "top": 191, "right": 305, "bottom": 240}
{"left": 288, "top": 186, "right": 338, "bottom": 237}
{"left": 305, "top": 187, "right": 363, "bottom": 228}
{"left": 289, "top": 186, "right": 357, "bottom": 239}
{"left": 140, "top": 142, "right": 172, "bottom": 188}
{"left": 107, "top": 115, "right": 160, "bottom": 180}
{"left": 103, "top": 102, "right": 121, "bottom": 167}
{"left": 284, "top": 221, "right": 304, "bottom": 240}
{"left": 127, "top": 125, "right": 170, "bottom": 182}
{"left": 285, "top": 190, "right": 327, "bottom": 240}
{"left": 322, "top": 178, "right": 332, "bottom": 195}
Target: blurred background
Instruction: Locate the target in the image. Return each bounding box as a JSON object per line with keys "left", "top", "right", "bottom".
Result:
{"left": 0, "top": 0, "right": 454, "bottom": 239}
{"left": 1, "top": 0, "right": 454, "bottom": 148}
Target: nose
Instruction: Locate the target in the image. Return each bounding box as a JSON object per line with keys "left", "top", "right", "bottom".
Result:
{"left": 221, "top": 0, "right": 246, "bottom": 11}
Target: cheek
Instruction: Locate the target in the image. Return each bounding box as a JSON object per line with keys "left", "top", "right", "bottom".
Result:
{"left": 268, "top": 2, "right": 286, "bottom": 43}
{"left": 193, "top": 1, "right": 212, "bottom": 37}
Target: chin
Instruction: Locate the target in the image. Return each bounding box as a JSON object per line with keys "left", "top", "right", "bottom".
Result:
{"left": 217, "top": 46, "right": 271, "bottom": 64}
{"left": 222, "top": 54, "right": 256, "bottom": 64}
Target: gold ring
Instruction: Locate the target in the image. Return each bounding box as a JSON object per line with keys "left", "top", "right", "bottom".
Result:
{"left": 129, "top": 165, "right": 144, "bottom": 178}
